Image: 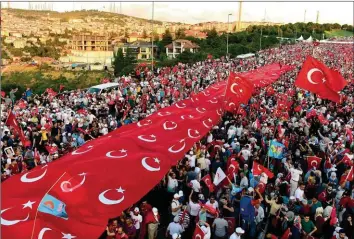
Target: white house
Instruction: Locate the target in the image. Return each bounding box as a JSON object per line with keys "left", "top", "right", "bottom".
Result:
{"left": 165, "top": 39, "right": 200, "bottom": 59}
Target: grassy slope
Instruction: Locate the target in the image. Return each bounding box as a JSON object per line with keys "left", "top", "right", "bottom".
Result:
{"left": 325, "top": 29, "right": 353, "bottom": 37}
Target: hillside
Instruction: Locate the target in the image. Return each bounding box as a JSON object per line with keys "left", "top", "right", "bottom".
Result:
{"left": 5, "top": 8, "right": 164, "bottom": 25}
{"left": 325, "top": 29, "right": 353, "bottom": 37}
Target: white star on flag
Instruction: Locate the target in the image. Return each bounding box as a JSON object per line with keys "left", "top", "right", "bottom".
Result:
{"left": 62, "top": 233, "right": 76, "bottom": 239}
{"left": 117, "top": 187, "right": 125, "bottom": 193}
{"left": 22, "top": 200, "right": 36, "bottom": 209}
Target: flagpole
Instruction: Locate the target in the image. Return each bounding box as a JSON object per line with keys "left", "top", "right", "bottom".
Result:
{"left": 344, "top": 166, "right": 353, "bottom": 182}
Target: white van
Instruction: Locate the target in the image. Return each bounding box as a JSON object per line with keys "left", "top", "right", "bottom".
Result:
{"left": 87, "top": 83, "right": 119, "bottom": 95}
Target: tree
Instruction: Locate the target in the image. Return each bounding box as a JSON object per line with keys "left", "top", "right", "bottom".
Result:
{"left": 161, "top": 29, "right": 173, "bottom": 48}
{"left": 142, "top": 29, "right": 148, "bottom": 39}
{"left": 113, "top": 48, "right": 125, "bottom": 76}
{"left": 175, "top": 28, "right": 186, "bottom": 39}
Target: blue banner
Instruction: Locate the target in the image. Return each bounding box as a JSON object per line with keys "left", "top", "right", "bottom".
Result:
{"left": 267, "top": 140, "right": 285, "bottom": 159}
{"left": 38, "top": 194, "right": 68, "bottom": 220}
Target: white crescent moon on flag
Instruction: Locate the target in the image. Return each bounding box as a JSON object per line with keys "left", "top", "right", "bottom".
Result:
{"left": 20, "top": 165, "right": 48, "bottom": 183}
{"left": 72, "top": 145, "right": 94, "bottom": 155}
{"left": 106, "top": 149, "right": 128, "bottom": 159}
{"left": 137, "top": 135, "right": 157, "bottom": 143}
{"left": 307, "top": 68, "right": 325, "bottom": 85}
{"left": 0, "top": 208, "right": 29, "bottom": 226}
{"left": 168, "top": 139, "right": 186, "bottom": 153}
{"left": 217, "top": 109, "right": 222, "bottom": 116}
{"left": 230, "top": 83, "right": 239, "bottom": 95}
{"left": 207, "top": 98, "right": 218, "bottom": 104}
{"left": 60, "top": 173, "right": 86, "bottom": 193}
{"left": 157, "top": 112, "right": 171, "bottom": 116}
{"left": 38, "top": 227, "right": 52, "bottom": 239}
{"left": 98, "top": 188, "right": 125, "bottom": 205}
{"left": 195, "top": 234, "right": 202, "bottom": 239}
{"left": 141, "top": 157, "right": 160, "bottom": 171}
{"left": 229, "top": 164, "right": 236, "bottom": 172}
{"left": 175, "top": 102, "right": 186, "bottom": 109}
{"left": 228, "top": 102, "right": 236, "bottom": 107}
{"left": 202, "top": 91, "right": 210, "bottom": 96}
{"left": 203, "top": 119, "right": 213, "bottom": 129}
{"left": 187, "top": 129, "right": 200, "bottom": 139}
{"left": 137, "top": 119, "right": 152, "bottom": 127}
{"left": 163, "top": 121, "right": 177, "bottom": 130}
{"left": 196, "top": 107, "right": 206, "bottom": 113}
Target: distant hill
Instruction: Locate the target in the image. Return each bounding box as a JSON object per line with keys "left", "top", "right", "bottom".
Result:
{"left": 5, "top": 8, "right": 164, "bottom": 25}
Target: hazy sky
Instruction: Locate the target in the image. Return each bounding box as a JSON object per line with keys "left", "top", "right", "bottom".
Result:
{"left": 6, "top": 1, "right": 354, "bottom": 25}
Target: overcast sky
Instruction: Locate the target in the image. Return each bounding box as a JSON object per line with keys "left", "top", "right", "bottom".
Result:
{"left": 6, "top": 1, "right": 354, "bottom": 25}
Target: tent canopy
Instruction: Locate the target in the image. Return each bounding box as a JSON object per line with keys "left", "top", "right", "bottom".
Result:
{"left": 305, "top": 36, "right": 313, "bottom": 43}
{"left": 297, "top": 35, "right": 304, "bottom": 41}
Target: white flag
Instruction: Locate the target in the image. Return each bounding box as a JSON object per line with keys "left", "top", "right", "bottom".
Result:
{"left": 213, "top": 167, "right": 227, "bottom": 186}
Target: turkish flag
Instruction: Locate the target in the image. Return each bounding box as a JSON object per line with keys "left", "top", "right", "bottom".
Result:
{"left": 34, "top": 148, "right": 40, "bottom": 160}
{"left": 202, "top": 174, "right": 215, "bottom": 192}
{"left": 253, "top": 161, "right": 274, "bottom": 178}
{"left": 207, "top": 54, "right": 213, "bottom": 59}
{"left": 1, "top": 90, "right": 5, "bottom": 97}
{"left": 225, "top": 217, "right": 235, "bottom": 235}
{"left": 266, "top": 86, "right": 275, "bottom": 96}
{"left": 45, "top": 145, "right": 58, "bottom": 154}
{"left": 228, "top": 161, "right": 240, "bottom": 175}
{"left": 307, "top": 156, "right": 322, "bottom": 169}
{"left": 281, "top": 228, "right": 291, "bottom": 239}
{"left": 295, "top": 56, "right": 348, "bottom": 103}
{"left": 306, "top": 109, "right": 318, "bottom": 118}
{"left": 330, "top": 206, "right": 337, "bottom": 226}
{"left": 317, "top": 114, "right": 329, "bottom": 124}
{"left": 77, "top": 108, "right": 88, "bottom": 115}
{"left": 60, "top": 84, "right": 65, "bottom": 91}
{"left": 254, "top": 118, "right": 261, "bottom": 129}
{"left": 193, "top": 225, "right": 205, "bottom": 239}
{"left": 313, "top": 41, "right": 320, "bottom": 47}
{"left": 5, "top": 111, "right": 28, "bottom": 146}
{"left": 17, "top": 99, "right": 27, "bottom": 109}
{"left": 224, "top": 72, "right": 253, "bottom": 111}
{"left": 236, "top": 107, "right": 247, "bottom": 117}
{"left": 342, "top": 154, "right": 353, "bottom": 166}
{"left": 1, "top": 81, "right": 227, "bottom": 238}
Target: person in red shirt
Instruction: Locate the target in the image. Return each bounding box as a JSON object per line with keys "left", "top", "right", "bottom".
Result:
{"left": 115, "top": 227, "right": 128, "bottom": 239}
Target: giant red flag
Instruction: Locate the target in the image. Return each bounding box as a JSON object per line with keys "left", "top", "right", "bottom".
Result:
{"left": 1, "top": 81, "right": 226, "bottom": 239}
{"left": 295, "top": 56, "right": 348, "bottom": 102}
{"left": 253, "top": 161, "right": 274, "bottom": 178}
{"left": 201, "top": 174, "right": 215, "bottom": 192}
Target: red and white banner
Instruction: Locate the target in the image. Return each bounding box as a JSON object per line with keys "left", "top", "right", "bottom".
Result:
{"left": 1, "top": 82, "right": 226, "bottom": 239}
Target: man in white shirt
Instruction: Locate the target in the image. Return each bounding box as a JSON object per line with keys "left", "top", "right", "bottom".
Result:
{"left": 295, "top": 183, "right": 306, "bottom": 202}
{"left": 255, "top": 203, "right": 265, "bottom": 225}
{"left": 130, "top": 207, "right": 143, "bottom": 234}
{"left": 171, "top": 194, "right": 182, "bottom": 218}
{"left": 240, "top": 172, "right": 249, "bottom": 188}
{"left": 240, "top": 145, "right": 252, "bottom": 161}
{"left": 229, "top": 227, "right": 245, "bottom": 239}
{"left": 290, "top": 165, "right": 303, "bottom": 196}
{"left": 166, "top": 217, "right": 184, "bottom": 238}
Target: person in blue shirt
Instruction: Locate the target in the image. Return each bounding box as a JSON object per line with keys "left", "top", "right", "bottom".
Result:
{"left": 77, "top": 133, "right": 85, "bottom": 147}
{"left": 25, "top": 88, "right": 32, "bottom": 100}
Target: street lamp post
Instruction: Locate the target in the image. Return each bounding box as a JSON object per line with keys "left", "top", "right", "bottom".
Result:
{"left": 226, "top": 13, "right": 232, "bottom": 57}
{"left": 151, "top": 2, "right": 154, "bottom": 72}
{"left": 259, "top": 27, "right": 262, "bottom": 51}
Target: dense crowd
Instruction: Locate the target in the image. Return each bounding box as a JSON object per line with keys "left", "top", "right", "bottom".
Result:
{"left": 1, "top": 38, "right": 354, "bottom": 239}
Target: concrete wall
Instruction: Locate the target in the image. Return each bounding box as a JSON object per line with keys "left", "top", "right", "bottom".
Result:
{"left": 59, "top": 50, "right": 114, "bottom": 66}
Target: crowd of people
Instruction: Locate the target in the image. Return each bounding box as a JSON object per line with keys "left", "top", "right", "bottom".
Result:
{"left": 1, "top": 37, "right": 353, "bottom": 239}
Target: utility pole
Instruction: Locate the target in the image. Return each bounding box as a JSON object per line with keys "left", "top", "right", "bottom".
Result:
{"left": 316, "top": 11, "right": 319, "bottom": 24}
{"left": 304, "top": 9, "right": 307, "bottom": 23}
{"left": 227, "top": 13, "right": 232, "bottom": 56}
{"left": 151, "top": 2, "right": 154, "bottom": 72}
{"left": 260, "top": 9, "right": 266, "bottom": 51}
{"left": 237, "top": 1, "right": 243, "bottom": 32}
